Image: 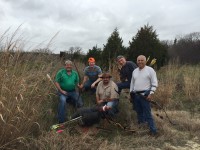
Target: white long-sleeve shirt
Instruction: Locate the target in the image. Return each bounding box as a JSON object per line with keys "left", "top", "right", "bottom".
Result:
{"left": 130, "top": 66, "right": 158, "bottom": 94}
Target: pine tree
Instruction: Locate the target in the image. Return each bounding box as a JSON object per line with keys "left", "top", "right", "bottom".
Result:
{"left": 128, "top": 24, "right": 168, "bottom": 69}
{"left": 85, "top": 46, "right": 102, "bottom": 65}
{"left": 101, "top": 28, "right": 125, "bottom": 70}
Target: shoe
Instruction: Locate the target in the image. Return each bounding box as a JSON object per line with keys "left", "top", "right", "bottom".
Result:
{"left": 148, "top": 131, "right": 160, "bottom": 138}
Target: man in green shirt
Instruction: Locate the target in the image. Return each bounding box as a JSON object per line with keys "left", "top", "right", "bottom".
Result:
{"left": 55, "top": 60, "right": 83, "bottom": 123}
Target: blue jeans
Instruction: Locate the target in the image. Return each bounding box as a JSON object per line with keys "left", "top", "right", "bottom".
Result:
{"left": 117, "top": 81, "right": 130, "bottom": 94}
{"left": 83, "top": 80, "right": 96, "bottom": 93}
{"left": 100, "top": 99, "right": 119, "bottom": 117}
{"left": 58, "top": 91, "right": 83, "bottom": 123}
{"left": 132, "top": 94, "right": 157, "bottom": 133}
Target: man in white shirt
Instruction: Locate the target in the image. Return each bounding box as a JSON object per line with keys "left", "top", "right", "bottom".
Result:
{"left": 130, "top": 55, "right": 158, "bottom": 136}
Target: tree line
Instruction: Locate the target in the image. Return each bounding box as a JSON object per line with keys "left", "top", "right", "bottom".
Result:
{"left": 62, "top": 24, "right": 200, "bottom": 69}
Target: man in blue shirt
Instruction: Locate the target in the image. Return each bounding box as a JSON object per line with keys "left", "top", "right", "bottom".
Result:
{"left": 116, "top": 55, "right": 137, "bottom": 94}
{"left": 80, "top": 57, "right": 102, "bottom": 93}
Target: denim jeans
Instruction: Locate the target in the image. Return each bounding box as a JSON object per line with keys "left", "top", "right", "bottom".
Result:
{"left": 100, "top": 99, "right": 119, "bottom": 117}
{"left": 117, "top": 81, "right": 130, "bottom": 94}
{"left": 83, "top": 80, "right": 96, "bottom": 93}
{"left": 132, "top": 94, "right": 157, "bottom": 133}
{"left": 58, "top": 91, "right": 83, "bottom": 123}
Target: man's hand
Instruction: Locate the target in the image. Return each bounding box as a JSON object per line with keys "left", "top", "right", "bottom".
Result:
{"left": 103, "top": 105, "right": 112, "bottom": 111}
{"left": 146, "top": 94, "right": 153, "bottom": 101}
{"left": 60, "top": 90, "right": 67, "bottom": 95}
{"left": 77, "top": 84, "right": 82, "bottom": 89}
{"left": 103, "top": 98, "right": 110, "bottom": 102}
{"left": 97, "top": 99, "right": 104, "bottom": 105}
{"left": 100, "top": 105, "right": 112, "bottom": 111}
{"left": 79, "top": 84, "right": 83, "bottom": 89}
{"left": 128, "top": 95, "right": 132, "bottom": 103}
{"left": 129, "top": 92, "right": 135, "bottom": 103}
{"left": 91, "top": 83, "right": 96, "bottom": 88}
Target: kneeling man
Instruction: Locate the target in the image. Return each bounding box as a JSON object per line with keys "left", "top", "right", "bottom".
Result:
{"left": 96, "top": 72, "right": 119, "bottom": 117}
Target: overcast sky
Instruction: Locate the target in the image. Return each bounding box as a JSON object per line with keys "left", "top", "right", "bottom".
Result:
{"left": 0, "top": 0, "right": 199, "bottom": 53}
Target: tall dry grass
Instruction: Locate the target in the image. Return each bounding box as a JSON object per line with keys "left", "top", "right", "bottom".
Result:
{"left": 0, "top": 50, "right": 62, "bottom": 148}
{"left": 0, "top": 28, "right": 63, "bottom": 149}
{"left": 155, "top": 60, "right": 200, "bottom": 112}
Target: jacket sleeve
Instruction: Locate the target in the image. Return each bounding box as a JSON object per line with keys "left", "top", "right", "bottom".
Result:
{"left": 149, "top": 68, "right": 158, "bottom": 94}
{"left": 130, "top": 71, "right": 135, "bottom": 92}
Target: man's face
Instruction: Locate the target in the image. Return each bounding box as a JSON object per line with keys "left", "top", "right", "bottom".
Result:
{"left": 117, "top": 57, "right": 126, "bottom": 66}
{"left": 102, "top": 76, "right": 110, "bottom": 84}
{"left": 65, "top": 64, "right": 72, "bottom": 71}
{"left": 89, "top": 62, "right": 95, "bottom": 67}
{"left": 137, "top": 56, "right": 146, "bottom": 69}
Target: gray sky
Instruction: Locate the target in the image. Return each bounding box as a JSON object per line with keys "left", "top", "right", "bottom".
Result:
{"left": 0, "top": 0, "right": 199, "bottom": 54}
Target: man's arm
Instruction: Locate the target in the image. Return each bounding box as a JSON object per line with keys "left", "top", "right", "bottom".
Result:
{"left": 79, "top": 75, "right": 88, "bottom": 88}
{"left": 119, "top": 68, "right": 126, "bottom": 82}
{"left": 96, "top": 83, "right": 105, "bottom": 104}
{"left": 55, "top": 82, "right": 67, "bottom": 95}
{"left": 91, "top": 74, "right": 102, "bottom": 88}
{"left": 149, "top": 68, "right": 158, "bottom": 94}
{"left": 91, "top": 66, "right": 102, "bottom": 88}
{"left": 147, "top": 68, "right": 158, "bottom": 101}
{"left": 130, "top": 71, "right": 135, "bottom": 92}
{"left": 108, "top": 82, "right": 119, "bottom": 101}
{"left": 54, "top": 70, "right": 67, "bottom": 95}
{"left": 96, "top": 92, "right": 105, "bottom": 104}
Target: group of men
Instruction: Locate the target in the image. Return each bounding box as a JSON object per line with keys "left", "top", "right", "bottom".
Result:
{"left": 54, "top": 55, "right": 158, "bottom": 136}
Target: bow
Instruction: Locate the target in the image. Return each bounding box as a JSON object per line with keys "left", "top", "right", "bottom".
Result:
{"left": 51, "top": 116, "right": 83, "bottom": 131}
{"left": 131, "top": 91, "right": 176, "bottom": 125}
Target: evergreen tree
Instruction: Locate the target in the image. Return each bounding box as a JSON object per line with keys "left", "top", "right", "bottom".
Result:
{"left": 85, "top": 45, "right": 102, "bottom": 65}
{"left": 128, "top": 24, "right": 168, "bottom": 69}
{"left": 101, "top": 28, "right": 125, "bottom": 70}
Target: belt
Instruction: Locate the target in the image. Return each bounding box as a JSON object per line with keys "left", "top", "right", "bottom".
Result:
{"left": 66, "top": 89, "right": 75, "bottom": 92}
{"left": 135, "top": 90, "right": 146, "bottom": 94}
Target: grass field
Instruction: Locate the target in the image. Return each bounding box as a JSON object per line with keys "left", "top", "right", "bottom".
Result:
{"left": 0, "top": 48, "right": 200, "bottom": 149}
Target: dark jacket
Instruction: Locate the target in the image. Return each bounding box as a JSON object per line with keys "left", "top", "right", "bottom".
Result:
{"left": 120, "top": 61, "right": 137, "bottom": 83}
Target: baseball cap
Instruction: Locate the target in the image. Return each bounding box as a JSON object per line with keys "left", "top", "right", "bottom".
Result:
{"left": 88, "top": 57, "right": 95, "bottom": 63}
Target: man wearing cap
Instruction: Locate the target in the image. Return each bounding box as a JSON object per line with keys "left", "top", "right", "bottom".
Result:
{"left": 55, "top": 60, "right": 83, "bottom": 123}
{"left": 116, "top": 55, "right": 137, "bottom": 94}
{"left": 96, "top": 73, "right": 119, "bottom": 117}
{"left": 80, "top": 57, "right": 102, "bottom": 93}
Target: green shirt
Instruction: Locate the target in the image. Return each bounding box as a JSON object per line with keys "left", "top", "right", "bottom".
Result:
{"left": 55, "top": 69, "right": 79, "bottom": 91}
